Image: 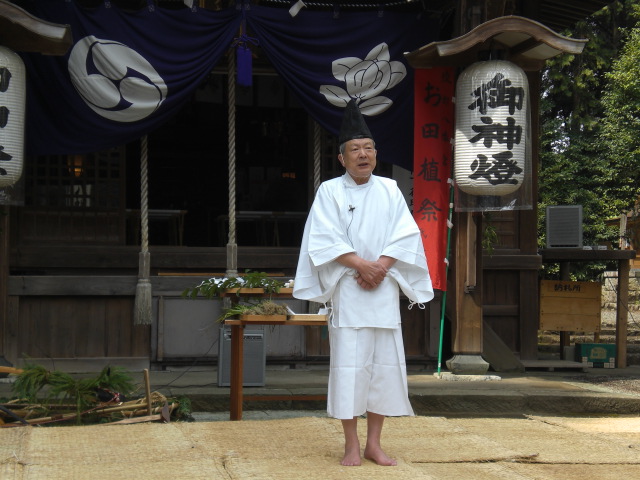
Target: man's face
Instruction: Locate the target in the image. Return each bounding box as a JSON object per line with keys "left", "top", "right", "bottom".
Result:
{"left": 339, "top": 138, "right": 377, "bottom": 184}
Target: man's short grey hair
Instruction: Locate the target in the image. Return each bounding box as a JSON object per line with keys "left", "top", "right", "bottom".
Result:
{"left": 339, "top": 138, "right": 376, "bottom": 155}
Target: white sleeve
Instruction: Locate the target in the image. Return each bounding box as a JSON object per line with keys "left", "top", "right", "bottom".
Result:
{"left": 293, "top": 182, "right": 352, "bottom": 303}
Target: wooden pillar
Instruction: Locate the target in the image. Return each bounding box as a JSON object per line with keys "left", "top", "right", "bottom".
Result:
{"left": 447, "top": 0, "right": 490, "bottom": 372}
{"left": 447, "top": 0, "right": 541, "bottom": 371}
{"left": 452, "top": 211, "right": 483, "bottom": 353}
{"left": 519, "top": 71, "right": 541, "bottom": 360}
{"left": 447, "top": 210, "right": 489, "bottom": 374}
{"left": 559, "top": 261, "right": 571, "bottom": 356}
{"left": 616, "top": 259, "right": 630, "bottom": 368}
{"left": 0, "top": 207, "right": 8, "bottom": 359}
{"left": 229, "top": 324, "right": 244, "bottom": 420}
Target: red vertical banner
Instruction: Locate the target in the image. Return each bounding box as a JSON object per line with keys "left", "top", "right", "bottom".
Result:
{"left": 413, "top": 67, "right": 455, "bottom": 291}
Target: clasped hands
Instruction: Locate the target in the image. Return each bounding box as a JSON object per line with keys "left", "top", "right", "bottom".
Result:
{"left": 336, "top": 253, "right": 396, "bottom": 291}
{"left": 354, "top": 259, "right": 389, "bottom": 290}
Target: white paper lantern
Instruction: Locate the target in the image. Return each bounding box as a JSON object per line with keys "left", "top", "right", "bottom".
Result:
{"left": 454, "top": 60, "right": 528, "bottom": 196}
{"left": 0, "top": 46, "right": 26, "bottom": 188}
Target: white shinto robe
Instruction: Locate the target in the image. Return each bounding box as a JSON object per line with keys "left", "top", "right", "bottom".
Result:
{"left": 293, "top": 174, "right": 434, "bottom": 418}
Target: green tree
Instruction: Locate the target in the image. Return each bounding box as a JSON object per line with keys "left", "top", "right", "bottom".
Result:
{"left": 539, "top": 0, "right": 640, "bottom": 279}
{"left": 600, "top": 21, "right": 640, "bottom": 216}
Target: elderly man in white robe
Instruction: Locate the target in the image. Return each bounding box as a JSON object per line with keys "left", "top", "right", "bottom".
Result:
{"left": 293, "top": 100, "right": 434, "bottom": 467}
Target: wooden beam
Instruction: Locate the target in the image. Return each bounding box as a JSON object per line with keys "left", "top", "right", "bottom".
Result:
{"left": 9, "top": 246, "right": 301, "bottom": 270}
{"left": 0, "top": 208, "right": 8, "bottom": 360}
{"left": 483, "top": 254, "right": 542, "bottom": 270}
{"left": 0, "top": 0, "right": 72, "bottom": 55}
{"left": 483, "top": 320, "right": 524, "bottom": 372}
{"left": 9, "top": 274, "right": 297, "bottom": 296}
{"left": 540, "top": 249, "right": 636, "bottom": 262}
{"left": 406, "top": 15, "right": 588, "bottom": 71}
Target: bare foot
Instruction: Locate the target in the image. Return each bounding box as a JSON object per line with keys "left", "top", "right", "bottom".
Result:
{"left": 364, "top": 445, "right": 397, "bottom": 466}
{"left": 341, "top": 445, "right": 362, "bottom": 466}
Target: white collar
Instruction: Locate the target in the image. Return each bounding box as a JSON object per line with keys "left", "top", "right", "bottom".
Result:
{"left": 343, "top": 173, "right": 374, "bottom": 188}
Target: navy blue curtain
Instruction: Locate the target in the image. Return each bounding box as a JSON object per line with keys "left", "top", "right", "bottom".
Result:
{"left": 246, "top": 5, "right": 437, "bottom": 170}
{"left": 18, "top": 1, "right": 436, "bottom": 170}
{"left": 19, "top": 0, "right": 242, "bottom": 155}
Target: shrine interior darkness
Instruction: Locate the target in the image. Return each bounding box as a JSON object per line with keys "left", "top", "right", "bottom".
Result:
{"left": 124, "top": 73, "right": 310, "bottom": 247}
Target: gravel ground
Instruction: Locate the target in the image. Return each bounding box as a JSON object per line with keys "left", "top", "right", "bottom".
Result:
{"left": 565, "top": 307, "right": 640, "bottom": 395}
{"left": 566, "top": 374, "right": 640, "bottom": 395}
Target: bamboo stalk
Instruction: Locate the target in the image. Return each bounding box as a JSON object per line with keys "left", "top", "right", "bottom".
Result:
{"left": 94, "top": 402, "right": 176, "bottom": 416}
{"left": 101, "top": 403, "right": 173, "bottom": 425}
{"left": 2, "top": 403, "right": 177, "bottom": 427}
{"left": 0, "top": 366, "right": 23, "bottom": 375}
{"left": 0, "top": 403, "right": 77, "bottom": 409}
{"left": 3, "top": 412, "right": 80, "bottom": 426}
{"left": 1, "top": 398, "right": 167, "bottom": 416}
{"left": 100, "top": 414, "right": 163, "bottom": 425}
{"left": 144, "top": 369, "right": 152, "bottom": 416}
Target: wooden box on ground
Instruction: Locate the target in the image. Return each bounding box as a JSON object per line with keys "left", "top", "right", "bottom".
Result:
{"left": 539, "top": 280, "right": 602, "bottom": 332}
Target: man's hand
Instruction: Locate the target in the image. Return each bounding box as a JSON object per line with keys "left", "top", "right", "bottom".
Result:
{"left": 354, "top": 260, "right": 387, "bottom": 290}
{"left": 337, "top": 253, "right": 396, "bottom": 290}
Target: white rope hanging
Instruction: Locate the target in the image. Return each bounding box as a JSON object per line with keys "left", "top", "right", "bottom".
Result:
{"left": 134, "top": 134, "right": 152, "bottom": 325}
{"left": 140, "top": 135, "right": 149, "bottom": 252}
{"left": 226, "top": 49, "right": 238, "bottom": 277}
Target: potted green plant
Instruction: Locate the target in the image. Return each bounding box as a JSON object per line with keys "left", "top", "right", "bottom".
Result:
{"left": 182, "top": 270, "right": 294, "bottom": 323}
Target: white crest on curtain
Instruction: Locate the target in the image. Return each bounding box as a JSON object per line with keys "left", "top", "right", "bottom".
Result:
{"left": 68, "top": 35, "right": 168, "bottom": 122}
{"left": 319, "top": 42, "right": 406, "bottom": 115}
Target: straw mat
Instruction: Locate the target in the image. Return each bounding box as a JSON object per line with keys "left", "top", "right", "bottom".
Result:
{"left": 448, "top": 416, "right": 640, "bottom": 464}
{"left": 1, "top": 415, "right": 639, "bottom": 479}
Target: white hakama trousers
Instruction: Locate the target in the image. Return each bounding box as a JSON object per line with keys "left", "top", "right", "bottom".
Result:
{"left": 327, "top": 322, "right": 415, "bottom": 420}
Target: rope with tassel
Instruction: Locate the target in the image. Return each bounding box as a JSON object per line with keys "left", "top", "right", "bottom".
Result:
{"left": 134, "top": 135, "right": 152, "bottom": 325}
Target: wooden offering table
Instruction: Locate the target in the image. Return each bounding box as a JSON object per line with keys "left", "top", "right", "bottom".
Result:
{"left": 224, "top": 316, "right": 327, "bottom": 421}
{"left": 220, "top": 288, "right": 327, "bottom": 420}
